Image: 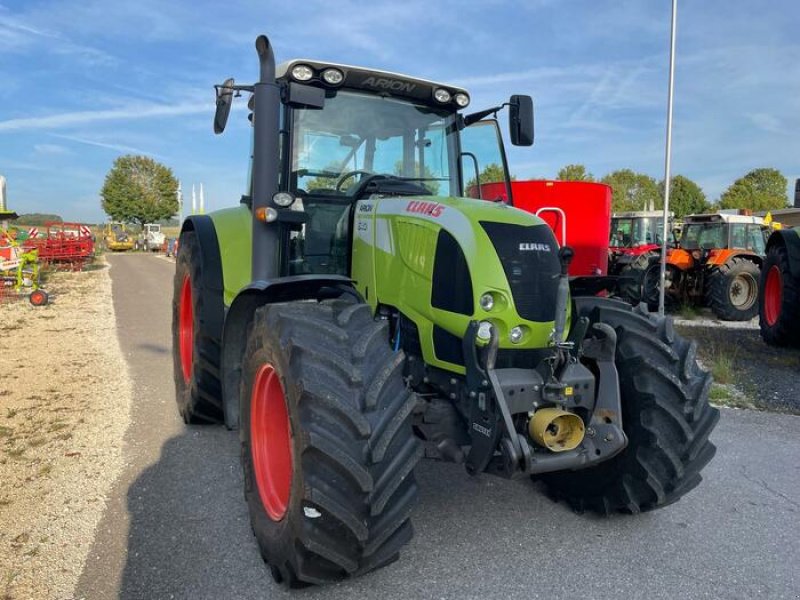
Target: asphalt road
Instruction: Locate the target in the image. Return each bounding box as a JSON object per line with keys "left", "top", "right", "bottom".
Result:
{"left": 77, "top": 253, "right": 800, "bottom": 600}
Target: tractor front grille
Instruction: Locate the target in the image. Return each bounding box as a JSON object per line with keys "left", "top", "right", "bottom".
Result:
{"left": 480, "top": 222, "right": 560, "bottom": 323}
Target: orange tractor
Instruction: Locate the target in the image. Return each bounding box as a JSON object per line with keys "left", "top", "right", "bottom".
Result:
{"left": 643, "top": 213, "right": 769, "bottom": 320}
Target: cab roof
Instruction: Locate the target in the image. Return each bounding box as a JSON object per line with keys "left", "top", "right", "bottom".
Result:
{"left": 276, "top": 59, "right": 470, "bottom": 109}
{"left": 684, "top": 213, "right": 765, "bottom": 225}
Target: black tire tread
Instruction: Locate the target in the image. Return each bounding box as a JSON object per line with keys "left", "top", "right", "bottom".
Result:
{"left": 172, "top": 230, "right": 223, "bottom": 424}
{"left": 242, "top": 300, "right": 420, "bottom": 586}
{"left": 708, "top": 256, "right": 760, "bottom": 321}
{"left": 758, "top": 243, "right": 800, "bottom": 346}
{"left": 539, "top": 297, "right": 719, "bottom": 515}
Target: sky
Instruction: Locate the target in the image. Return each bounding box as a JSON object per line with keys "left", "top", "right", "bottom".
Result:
{"left": 1, "top": 0, "right": 799, "bottom": 223}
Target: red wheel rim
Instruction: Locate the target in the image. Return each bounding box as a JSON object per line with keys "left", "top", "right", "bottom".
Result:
{"left": 179, "top": 275, "right": 193, "bottom": 383}
{"left": 30, "top": 291, "right": 46, "bottom": 306}
{"left": 250, "top": 364, "right": 293, "bottom": 521}
{"left": 764, "top": 265, "right": 783, "bottom": 326}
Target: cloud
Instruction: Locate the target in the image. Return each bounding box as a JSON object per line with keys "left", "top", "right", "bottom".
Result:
{"left": 51, "top": 134, "right": 165, "bottom": 158}
{"left": 33, "top": 143, "right": 70, "bottom": 155}
{"left": 0, "top": 102, "right": 210, "bottom": 132}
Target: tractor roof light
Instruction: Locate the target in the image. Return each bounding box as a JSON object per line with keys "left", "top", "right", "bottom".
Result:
{"left": 291, "top": 64, "right": 314, "bottom": 81}
{"left": 273, "top": 192, "right": 295, "bottom": 207}
{"left": 454, "top": 93, "right": 470, "bottom": 108}
{"left": 321, "top": 68, "right": 344, "bottom": 86}
{"left": 433, "top": 88, "right": 451, "bottom": 103}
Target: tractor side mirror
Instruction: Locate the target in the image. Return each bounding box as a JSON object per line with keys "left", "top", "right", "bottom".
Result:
{"left": 508, "top": 94, "right": 534, "bottom": 146}
{"left": 213, "top": 78, "right": 235, "bottom": 134}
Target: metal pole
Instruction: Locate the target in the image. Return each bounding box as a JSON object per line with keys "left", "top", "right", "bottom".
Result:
{"left": 658, "top": 0, "right": 678, "bottom": 316}
{"left": 177, "top": 180, "right": 183, "bottom": 224}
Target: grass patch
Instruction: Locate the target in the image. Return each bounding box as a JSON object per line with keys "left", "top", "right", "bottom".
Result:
{"left": 5, "top": 409, "right": 17, "bottom": 419}
{"left": 27, "top": 437, "right": 47, "bottom": 449}
{"left": 709, "top": 385, "right": 731, "bottom": 401}
{"left": 0, "top": 426, "right": 12, "bottom": 438}
{"left": 677, "top": 303, "right": 700, "bottom": 320}
{"left": 37, "top": 464, "right": 52, "bottom": 477}
{"left": 709, "top": 344, "right": 736, "bottom": 385}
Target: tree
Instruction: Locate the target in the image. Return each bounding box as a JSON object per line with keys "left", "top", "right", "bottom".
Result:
{"left": 101, "top": 155, "right": 179, "bottom": 227}
{"left": 718, "top": 168, "right": 788, "bottom": 211}
{"left": 466, "top": 163, "right": 515, "bottom": 188}
{"left": 601, "top": 169, "right": 660, "bottom": 212}
{"left": 557, "top": 164, "right": 594, "bottom": 182}
{"left": 16, "top": 213, "right": 63, "bottom": 225}
{"left": 661, "top": 175, "right": 707, "bottom": 217}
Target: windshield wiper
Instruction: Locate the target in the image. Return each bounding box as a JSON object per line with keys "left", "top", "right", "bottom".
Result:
{"left": 295, "top": 169, "right": 341, "bottom": 178}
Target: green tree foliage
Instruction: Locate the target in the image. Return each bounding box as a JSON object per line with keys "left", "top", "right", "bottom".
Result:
{"left": 466, "top": 163, "right": 515, "bottom": 189}
{"left": 661, "top": 175, "right": 708, "bottom": 217}
{"left": 718, "top": 168, "right": 788, "bottom": 211}
{"left": 16, "top": 213, "right": 63, "bottom": 225}
{"left": 557, "top": 164, "right": 595, "bottom": 182}
{"left": 101, "top": 155, "right": 179, "bottom": 227}
{"left": 601, "top": 169, "right": 660, "bottom": 212}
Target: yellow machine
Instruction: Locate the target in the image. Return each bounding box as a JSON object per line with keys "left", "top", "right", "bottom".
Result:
{"left": 103, "top": 222, "right": 135, "bottom": 252}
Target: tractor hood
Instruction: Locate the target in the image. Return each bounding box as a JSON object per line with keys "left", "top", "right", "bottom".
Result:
{"left": 352, "top": 194, "right": 564, "bottom": 372}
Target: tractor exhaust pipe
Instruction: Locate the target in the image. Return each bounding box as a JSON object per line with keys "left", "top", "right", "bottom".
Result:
{"left": 251, "top": 35, "right": 282, "bottom": 282}
{"left": 529, "top": 408, "right": 585, "bottom": 452}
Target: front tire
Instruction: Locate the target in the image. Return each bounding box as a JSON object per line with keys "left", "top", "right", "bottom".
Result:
{"left": 240, "top": 300, "right": 421, "bottom": 586}
{"left": 171, "top": 230, "right": 223, "bottom": 423}
{"left": 759, "top": 243, "right": 800, "bottom": 346}
{"left": 539, "top": 298, "right": 719, "bottom": 514}
{"left": 708, "top": 257, "right": 760, "bottom": 321}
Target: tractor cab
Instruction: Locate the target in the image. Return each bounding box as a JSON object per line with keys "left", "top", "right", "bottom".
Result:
{"left": 215, "top": 58, "right": 532, "bottom": 278}
{"left": 609, "top": 211, "right": 673, "bottom": 253}
{"left": 677, "top": 213, "right": 767, "bottom": 254}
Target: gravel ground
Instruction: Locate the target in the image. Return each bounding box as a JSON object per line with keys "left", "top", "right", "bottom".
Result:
{"left": 0, "top": 261, "right": 133, "bottom": 599}
{"left": 674, "top": 310, "right": 800, "bottom": 414}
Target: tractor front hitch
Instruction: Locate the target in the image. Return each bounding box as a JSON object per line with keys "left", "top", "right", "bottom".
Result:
{"left": 462, "top": 319, "right": 628, "bottom": 480}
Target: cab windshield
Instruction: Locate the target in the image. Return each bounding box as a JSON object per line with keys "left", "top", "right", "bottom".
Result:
{"left": 609, "top": 217, "right": 667, "bottom": 247}
{"left": 680, "top": 223, "right": 727, "bottom": 250}
{"left": 291, "top": 90, "right": 458, "bottom": 197}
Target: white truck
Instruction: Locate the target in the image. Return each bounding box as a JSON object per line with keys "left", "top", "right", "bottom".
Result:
{"left": 143, "top": 223, "right": 165, "bottom": 252}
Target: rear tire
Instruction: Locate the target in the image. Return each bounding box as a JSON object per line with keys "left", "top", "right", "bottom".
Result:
{"left": 171, "top": 230, "right": 223, "bottom": 424}
{"left": 759, "top": 243, "right": 800, "bottom": 346}
{"left": 708, "top": 257, "right": 760, "bottom": 321}
{"left": 538, "top": 298, "right": 719, "bottom": 514}
{"left": 240, "top": 300, "right": 421, "bottom": 587}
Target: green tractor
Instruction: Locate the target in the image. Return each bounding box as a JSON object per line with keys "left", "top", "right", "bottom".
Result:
{"left": 172, "top": 34, "right": 719, "bottom": 587}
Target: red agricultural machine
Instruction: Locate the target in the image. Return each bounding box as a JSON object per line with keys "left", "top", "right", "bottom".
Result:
{"left": 23, "top": 222, "right": 95, "bottom": 270}
{"left": 759, "top": 180, "right": 800, "bottom": 344}
{"left": 607, "top": 211, "right": 673, "bottom": 303}
{"left": 473, "top": 180, "right": 612, "bottom": 282}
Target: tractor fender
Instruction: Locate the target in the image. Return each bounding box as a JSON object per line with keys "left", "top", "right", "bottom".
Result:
{"left": 180, "top": 216, "right": 225, "bottom": 347}
{"left": 766, "top": 228, "right": 800, "bottom": 279}
{"left": 220, "top": 275, "right": 356, "bottom": 430}
{"left": 706, "top": 249, "right": 762, "bottom": 269}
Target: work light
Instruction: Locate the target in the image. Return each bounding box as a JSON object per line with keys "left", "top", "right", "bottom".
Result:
{"left": 291, "top": 64, "right": 314, "bottom": 81}
{"left": 433, "top": 88, "right": 451, "bottom": 103}
{"left": 322, "top": 68, "right": 344, "bottom": 85}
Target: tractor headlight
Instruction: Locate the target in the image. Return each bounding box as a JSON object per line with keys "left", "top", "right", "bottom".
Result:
{"left": 479, "top": 293, "right": 495, "bottom": 311}
{"left": 476, "top": 320, "right": 493, "bottom": 342}
{"left": 433, "top": 88, "right": 451, "bottom": 103}
{"left": 454, "top": 93, "right": 470, "bottom": 108}
{"left": 291, "top": 64, "right": 314, "bottom": 81}
{"left": 321, "top": 68, "right": 344, "bottom": 85}
{"left": 273, "top": 192, "right": 295, "bottom": 207}
{"left": 509, "top": 326, "right": 524, "bottom": 344}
